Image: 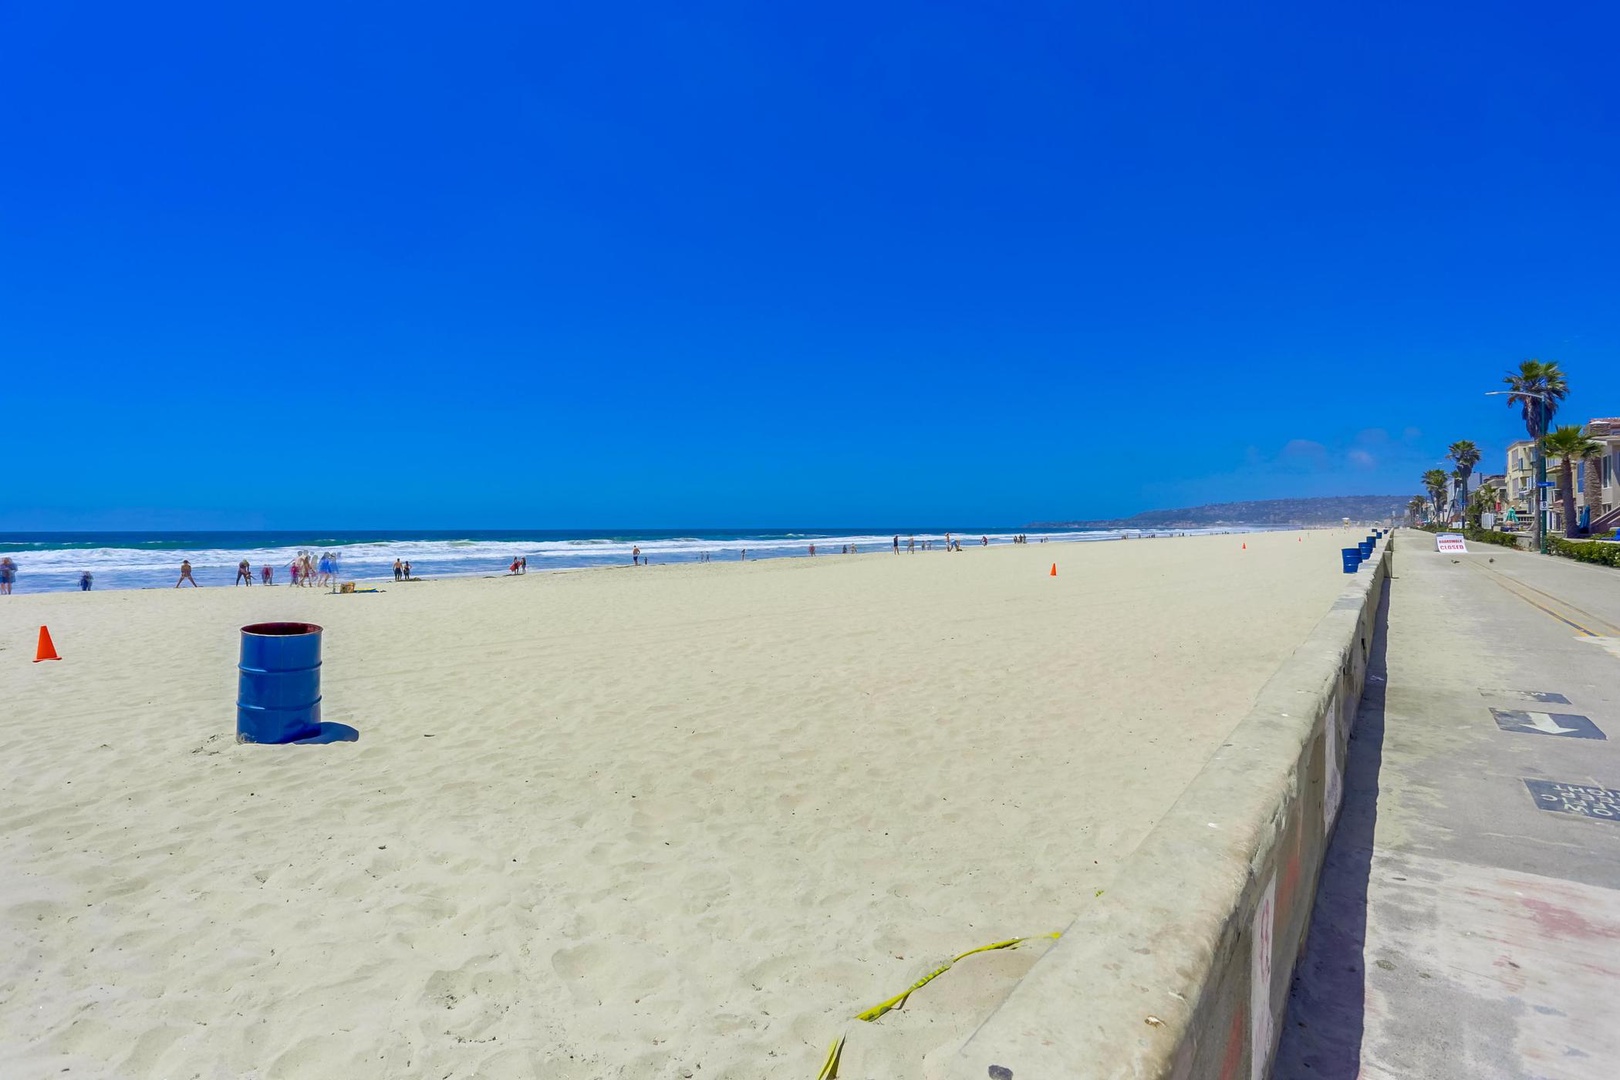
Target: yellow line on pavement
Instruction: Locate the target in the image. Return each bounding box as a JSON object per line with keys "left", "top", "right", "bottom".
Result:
{"left": 1465, "top": 562, "right": 1619, "bottom": 638}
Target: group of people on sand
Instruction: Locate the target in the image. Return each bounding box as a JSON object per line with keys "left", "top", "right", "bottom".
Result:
{"left": 392, "top": 559, "right": 415, "bottom": 581}
{"left": 172, "top": 550, "right": 341, "bottom": 588}
{"left": 506, "top": 557, "right": 527, "bottom": 575}
{"left": 287, "top": 551, "right": 339, "bottom": 588}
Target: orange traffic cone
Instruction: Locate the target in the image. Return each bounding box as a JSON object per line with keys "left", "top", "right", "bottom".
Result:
{"left": 1242, "top": 542, "right": 1247, "bottom": 550}
{"left": 34, "top": 625, "right": 61, "bottom": 662}
{"left": 1050, "top": 563, "right": 1057, "bottom": 576}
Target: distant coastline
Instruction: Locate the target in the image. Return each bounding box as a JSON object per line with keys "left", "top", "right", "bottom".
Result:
{"left": 1036, "top": 494, "right": 1407, "bottom": 530}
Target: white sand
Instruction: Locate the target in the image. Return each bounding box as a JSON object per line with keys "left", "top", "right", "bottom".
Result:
{"left": 0, "top": 531, "right": 1363, "bottom": 1078}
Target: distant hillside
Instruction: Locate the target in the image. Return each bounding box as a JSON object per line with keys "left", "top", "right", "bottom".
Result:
{"left": 1035, "top": 495, "right": 1407, "bottom": 529}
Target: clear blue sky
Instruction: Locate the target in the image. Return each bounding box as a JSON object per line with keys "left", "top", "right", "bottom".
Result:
{"left": 3, "top": 2, "right": 1617, "bottom": 529}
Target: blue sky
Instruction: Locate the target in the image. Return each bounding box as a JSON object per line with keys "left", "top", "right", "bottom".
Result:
{"left": 3, "top": 2, "right": 1617, "bottom": 529}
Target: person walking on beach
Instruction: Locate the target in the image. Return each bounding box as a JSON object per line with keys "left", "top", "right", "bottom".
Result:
{"left": 908, "top": 536, "right": 915, "bottom": 553}
{"left": 79, "top": 570, "right": 93, "bottom": 591}
{"left": 0, "top": 557, "right": 15, "bottom": 594}
{"left": 893, "top": 535, "right": 900, "bottom": 553}
{"left": 175, "top": 560, "right": 198, "bottom": 587}
{"left": 632, "top": 546, "right": 641, "bottom": 566}
{"left": 235, "top": 559, "right": 252, "bottom": 586}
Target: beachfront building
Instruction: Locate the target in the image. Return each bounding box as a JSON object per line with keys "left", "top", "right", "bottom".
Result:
{"left": 1507, "top": 420, "right": 1620, "bottom": 535}
{"left": 1580, "top": 418, "right": 1620, "bottom": 533}
{"left": 1475, "top": 473, "right": 1506, "bottom": 518}
{"left": 1503, "top": 440, "right": 1537, "bottom": 528}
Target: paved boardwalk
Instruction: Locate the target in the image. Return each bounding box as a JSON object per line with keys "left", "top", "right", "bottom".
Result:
{"left": 1278, "top": 535, "right": 1620, "bottom": 1079}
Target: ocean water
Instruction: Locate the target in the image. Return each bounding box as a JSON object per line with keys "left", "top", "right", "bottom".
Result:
{"left": 0, "top": 527, "right": 1253, "bottom": 594}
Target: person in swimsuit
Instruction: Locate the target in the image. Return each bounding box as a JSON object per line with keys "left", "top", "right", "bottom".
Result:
{"left": 893, "top": 535, "right": 900, "bottom": 553}
{"left": 79, "top": 570, "right": 93, "bottom": 591}
{"left": 176, "top": 560, "right": 198, "bottom": 587}
{"left": 236, "top": 559, "right": 252, "bottom": 585}
{"left": 261, "top": 564, "right": 273, "bottom": 585}
{"left": 632, "top": 545, "right": 641, "bottom": 566}
{"left": 0, "top": 557, "right": 15, "bottom": 595}
{"left": 403, "top": 560, "right": 412, "bottom": 580}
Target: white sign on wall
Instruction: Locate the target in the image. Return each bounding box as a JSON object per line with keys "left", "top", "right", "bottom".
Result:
{"left": 1250, "top": 873, "right": 1277, "bottom": 1080}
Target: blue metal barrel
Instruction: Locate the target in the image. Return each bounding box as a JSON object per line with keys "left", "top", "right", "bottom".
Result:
{"left": 238, "top": 622, "right": 323, "bottom": 744}
{"left": 1342, "top": 548, "right": 1362, "bottom": 573}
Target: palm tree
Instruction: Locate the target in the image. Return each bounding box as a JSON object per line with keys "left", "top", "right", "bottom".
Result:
{"left": 1407, "top": 495, "right": 1428, "bottom": 524}
{"left": 1468, "top": 481, "right": 1500, "bottom": 529}
{"left": 1503, "top": 359, "right": 1569, "bottom": 440}
{"left": 1448, "top": 440, "right": 1481, "bottom": 512}
{"left": 1422, "top": 468, "right": 1451, "bottom": 522}
{"left": 1541, "top": 425, "right": 1603, "bottom": 537}
{"left": 1504, "top": 360, "right": 1570, "bottom": 552}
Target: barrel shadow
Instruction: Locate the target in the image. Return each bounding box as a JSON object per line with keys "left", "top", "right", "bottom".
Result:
{"left": 292, "top": 722, "right": 360, "bottom": 744}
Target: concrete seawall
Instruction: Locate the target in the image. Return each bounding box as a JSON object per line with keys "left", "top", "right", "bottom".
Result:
{"left": 939, "top": 535, "right": 1392, "bottom": 1080}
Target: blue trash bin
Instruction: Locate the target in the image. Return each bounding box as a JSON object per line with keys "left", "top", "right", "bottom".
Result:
{"left": 238, "top": 622, "right": 323, "bottom": 744}
{"left": 1342, "top": 548, "right": 1362, "bottom": 573}
{"left": 1358, "top": 540, "right": 1374, "bottom": 560}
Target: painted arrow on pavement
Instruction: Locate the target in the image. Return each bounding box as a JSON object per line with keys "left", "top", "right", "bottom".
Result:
{"left": 1490, "top": 709, "right": 1606, "bottom": 740}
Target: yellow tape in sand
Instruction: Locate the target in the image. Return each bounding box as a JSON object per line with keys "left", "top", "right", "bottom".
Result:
{"left": 815, "top": 931, "right": 1061, "bottom": 1079}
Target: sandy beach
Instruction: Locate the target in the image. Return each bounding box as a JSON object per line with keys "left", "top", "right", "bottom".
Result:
{"left": 1, "top": 531, "right": 1362, "bottom": 1079}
